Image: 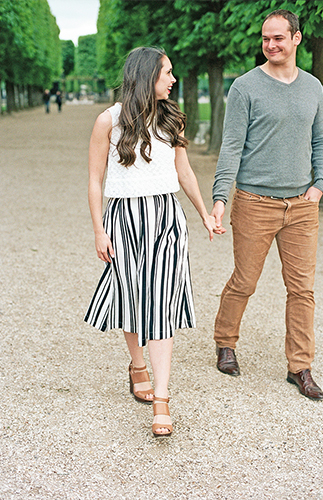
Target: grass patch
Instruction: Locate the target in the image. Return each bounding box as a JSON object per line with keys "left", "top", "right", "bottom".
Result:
{"left": 198, "top": 102, "right": 210, "bottom": 120}
{"left": 179, "top": 101, "right": 210, "bottom": 121}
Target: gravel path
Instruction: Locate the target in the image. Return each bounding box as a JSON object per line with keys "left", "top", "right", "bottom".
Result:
{"left": 1, "top": 103, "right": 323, "bottom": 499}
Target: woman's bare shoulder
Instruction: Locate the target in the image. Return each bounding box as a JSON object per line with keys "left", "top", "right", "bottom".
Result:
{"left": 95, "top": 107, "right": 113, "bottom": 129}
{"left": 96, "top": 102, "right": 121, "bottom": 129}
{"left": 89, "top": 111, "right": 112, "bottom": 147}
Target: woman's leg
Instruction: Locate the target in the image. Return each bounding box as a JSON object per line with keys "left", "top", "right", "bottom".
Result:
{"left": 148, "top": 337, "right": 173, "bottom": 433}
{"left": 124, "top": 331, "right": 154, "bottom": 401}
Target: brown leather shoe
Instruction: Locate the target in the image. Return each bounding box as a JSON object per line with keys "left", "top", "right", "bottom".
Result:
{"left": 287, "top": 369, "right": 323, "bottom": 400}
{"left": 216, "top": 347, "right": 240, "bottom": 376}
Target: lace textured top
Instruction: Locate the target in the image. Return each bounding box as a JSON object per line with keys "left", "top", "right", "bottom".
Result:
{"left": 104, "top": 102, "right": 180, "bottom": 198}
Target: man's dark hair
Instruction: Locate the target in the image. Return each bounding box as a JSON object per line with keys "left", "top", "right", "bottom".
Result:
{"left": 263, "top": 9, "right": 300, "bottom": 37}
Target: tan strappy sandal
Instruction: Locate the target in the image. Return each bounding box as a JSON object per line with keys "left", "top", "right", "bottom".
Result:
{"left": 129, "top": 362, "right": 154, "bottom": 404}
{"left": 152, "top": 397, "right": 173, "bottom": 437}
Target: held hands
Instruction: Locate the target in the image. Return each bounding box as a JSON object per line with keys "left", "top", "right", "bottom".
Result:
{"left": 210, "top": 200, "right": 226, "bottom": 236}
{"left": 203, "top": 215, "right": 218, "bottom": 241}
{"left": 95, "top": 232, "right": 115, "bottom": 262}
{"left": 203, "top": 210, "right": 226, "bottom": 241}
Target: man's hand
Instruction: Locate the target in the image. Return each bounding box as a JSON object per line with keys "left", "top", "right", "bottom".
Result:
{"left": 210, "top": 200, "right": 226, "bottom": 234}
{"left": 304, "top": 186, "right": 323, "bottom": 202}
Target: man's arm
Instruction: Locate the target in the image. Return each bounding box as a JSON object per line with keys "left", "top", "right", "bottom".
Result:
{"left": 212, "top": 86, "right": 249, "bottom": 206}
{"left": 310, "top": 88, "right": 323, "bottom": 196}
{"left": 211, "top": 85, "right": 250, "bottom": 231}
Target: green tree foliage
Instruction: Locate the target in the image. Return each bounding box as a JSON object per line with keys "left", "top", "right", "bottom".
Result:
{"left": 61, "top": 40, "right": 75, "bottom": 77}
{"left": 0, "top": 0, "right": 61, "bottom": 111}
{"left": 289, "top": 0, "right": 323, "bottom": 82}
{"left": 173, "top": 0, "right": 229, "bottom": 151}
{"left": 97, "top": 0, "right": 152, "bottom": 92}
{"left": 76, "top": 34, "right": 97, "bottom": 77}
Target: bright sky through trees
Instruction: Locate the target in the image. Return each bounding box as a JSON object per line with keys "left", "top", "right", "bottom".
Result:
{"left": 47, "top": 0, "right": 99, "bottom": 45}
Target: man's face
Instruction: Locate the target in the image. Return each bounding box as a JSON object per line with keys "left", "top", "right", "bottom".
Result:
{"left": 262, "top": 16, "right": 301, "bottom": 66}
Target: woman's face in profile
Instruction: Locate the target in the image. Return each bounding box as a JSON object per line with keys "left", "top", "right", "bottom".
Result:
{"left": 155, "top": 56, "right": 176, "bottom": 100}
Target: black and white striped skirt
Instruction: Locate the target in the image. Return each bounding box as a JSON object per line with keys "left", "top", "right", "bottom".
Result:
{"left": 84, "top": 193, "right": 196, "bottom": 346}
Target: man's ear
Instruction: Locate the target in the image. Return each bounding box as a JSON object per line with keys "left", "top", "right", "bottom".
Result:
{"left": 294, "top": 30, "right": 302, "bottom": 46}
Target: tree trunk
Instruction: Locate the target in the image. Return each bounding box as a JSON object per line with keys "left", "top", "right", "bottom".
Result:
{"left": 17, "top": 85, "right": 23, "bottom": 109}
{"left": 27, "top": 85, "right": 33, "bottom": 107}
{"left": 183, "top": 67, "right": 199, "bottom": 141}
{"left": 207, "top": 54, "right": 225, "bottom": 154}
{"left": 5, "top": 81, "right": 16, "bottom": 113}
{"left": 312, "top": 35, "right": 323, "bottom": 84}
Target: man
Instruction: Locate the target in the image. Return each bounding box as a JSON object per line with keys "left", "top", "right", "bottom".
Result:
{"left": 211, "top": 10, "right": 323, "bottom": 400}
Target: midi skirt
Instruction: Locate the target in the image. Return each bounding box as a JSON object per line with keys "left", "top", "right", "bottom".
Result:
{"left": 84, "top": 193, "right": 196, "bottom": 346}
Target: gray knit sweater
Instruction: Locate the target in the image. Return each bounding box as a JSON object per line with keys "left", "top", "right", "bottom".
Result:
{"left": 212, "top": 67, "right": 323, "bottom": 204}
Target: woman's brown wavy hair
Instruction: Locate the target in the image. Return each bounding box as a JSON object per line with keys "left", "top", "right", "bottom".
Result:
{"left": 117, "top": 46, "right": 188, "bottom": 167}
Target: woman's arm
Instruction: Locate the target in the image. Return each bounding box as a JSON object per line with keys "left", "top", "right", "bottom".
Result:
{"left": 88, "top": 110, "right": 115, "bottom": 262}
{"left": 175, "top": 144, "right": 226, "bottom": 240}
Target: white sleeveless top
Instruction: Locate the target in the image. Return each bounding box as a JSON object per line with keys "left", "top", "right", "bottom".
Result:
{"left": 104, "top": 103, "right": 180, "bottom": 198}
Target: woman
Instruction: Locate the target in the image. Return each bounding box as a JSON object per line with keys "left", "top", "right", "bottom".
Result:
{"left": 85, "top": 47, "right": 223, "bottom": 437}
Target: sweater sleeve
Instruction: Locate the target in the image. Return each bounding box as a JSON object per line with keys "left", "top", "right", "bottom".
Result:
{"left": 212, "top": 85, "right": 249, "bottom": 204}
{"left": 311, "top": 88, "right": 323, "bottom": 193}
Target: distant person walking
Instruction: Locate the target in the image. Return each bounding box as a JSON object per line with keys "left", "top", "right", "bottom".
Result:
{"left": 56, "top": 91, "right": 62, "bottom": 112}
{"left": 211, "top": 10, "right": 323, "bottom": 400}
{"left": 43, "top": 89, "right": 50, "bottom": 113}
{"left": 84, "top": 47, "right": 218, "bottom": 436}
